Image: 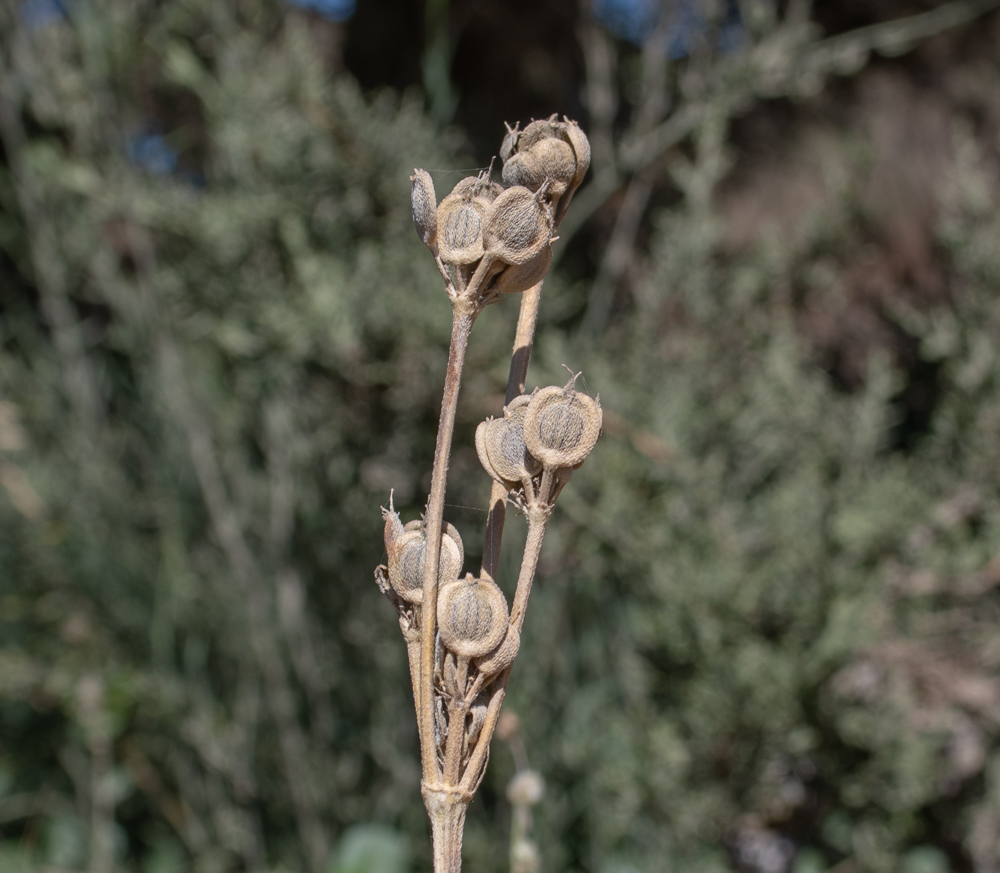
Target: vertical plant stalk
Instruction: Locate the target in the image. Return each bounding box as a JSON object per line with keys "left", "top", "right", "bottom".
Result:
{"left": 481, "top": 281, "right": 543, "bottom": 583}
{"left": 420, "top": 304, "right": 477, "bottom": 782}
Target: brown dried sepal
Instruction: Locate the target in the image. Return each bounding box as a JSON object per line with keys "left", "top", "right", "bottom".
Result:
{"left": 437, "top": 574, "right": 509, "bottom": 658}
{"left": 475, "top": 395, "right": 541, "bottom": 486}
{"left": 386, "top": 518, "right": 464, "bottom": 604}
{"left": 523, "top": 377, "right": 602, "bottom": 470}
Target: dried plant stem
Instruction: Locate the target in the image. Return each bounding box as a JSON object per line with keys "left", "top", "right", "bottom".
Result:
{"left": 510, "top": 501, "right": 549, "bottom": 633}
{"left": 420, "top": 304, "right": 477, "bottom": 782}
{"left": 481, "top": 281, "right": 543, "bottom": 583}
{"left": 424, "top": 787, "right": 469, "bottom": 873}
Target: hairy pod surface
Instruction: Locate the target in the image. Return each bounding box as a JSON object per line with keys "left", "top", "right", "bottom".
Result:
{"left": 387, "top": 520, "right": 464, "bottom": 603}
{"left": 483, "top": 187, "right": 552, "bottom": 266}
{"left": 492, "top": 244, "right": 552, "bottom": 296}
{"left": 523, "top": 382, "right": 602, "bottom": 469}
{"left": 437, "top": 574, "right": 509, "bottom": 658}
{"left": 561, "top": 118, "right": 591, "bottom": 190}
{"left": 410, "top": 169, "right": 438, "bottom": 253}
{"left": 437, "top": 179, "right": 489, "bottom": 265}
{"left": 475, "top": 395, "right": 542, "bottom": 485}
{"left": 531, "top": 138, "right": 576, "bottom": 197}
{"left": 501, "top": 150, "right": 544, "bottom": 192}
{"left": 473, "top": 624, "right": 520, "bottom": 679}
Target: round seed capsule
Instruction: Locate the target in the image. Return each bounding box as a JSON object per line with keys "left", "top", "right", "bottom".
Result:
{"left": 437, "top": 187, "right": 486, "bottom": 265}
{"left": 491, "top": 244, "right": 552, "bottom": 296}
{"left": 476, "top": 396, "right": 542, "bottom": 485}
{"left": 483, "top": 187, "right": 552, "bottom": 266}
{"left": 387, "top": 521, "right": 464, "bottom": 604}
{"left": 517, "top": 118, "right": 563, "bottom": 151}
{"left": 523, "top": 382, "right": 602, "bottom": 469}
{"left": 502, "top": 150, "right": 544, "bottom": 191}
{"left": 532, "top": 138, "right": 576, "bottom": 197}
{"left": 411, "top": 169, "right": 438, "bottom": 253}
{"left": 437, "top": 575, "right": 509, "bottom": 658}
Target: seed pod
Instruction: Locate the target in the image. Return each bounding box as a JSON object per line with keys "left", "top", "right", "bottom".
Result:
{"left": 501, "top": 149, "right": 544, "bottom": 191}
{"left": 517, "top": 117, "right": 563, "bottom": 151}
{"left": 523, "top": 380, "right": 602, "bottom": 469}
{"left": 562, "top": 118, "right": 591, "bottom": 189}
{"left": 410, "top": 169, "right": 438, "bottom": 254}
{"left": 491, "top": 244, "right": 552, "bottom": 296}
{"left": 475, "top": 395, "right": 541, "bottom": 485}
{"left": 483, "top": 187, "right": 553, "bottom": 266}
{"left": 473, "top": 624, "right": 520, "bottom": 679}
{"left": 532, "top": 138, "right": 577, "bottom": 198}
{"left": 437, "top": 179, "right": 488, "bottom": 265}
{"left": 387, "top": 520, "right": 464, "bottom": 604}
{"left": 437, "top": 574, "right": 509, "bottom": 658}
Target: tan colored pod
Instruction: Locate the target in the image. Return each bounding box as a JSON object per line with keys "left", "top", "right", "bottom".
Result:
{"left": 474, "top": 624, "right": 520, "bottom": 679}
{"left": 517, "top": 117, "right": 563, "bottom": 151}
{"left": 533, "top": 138, "right": 576, "bottom": 195}
{"left": 480, "top": 395, "right": 542, "bottom": 484}
{"left": 491, "top": 243, "right": 552, "bottom": 296}
{"left": 475, "top": 420, "right": 503, "bottom": 484}
{"left": 483, "top": 187, "right": 553, "bottom": 266}
{"left": 437, "top": 191, "right": 486, "bottom": 265}
{"left": 387, "top": 520, "right": 464, "bottom": 604}
{"left": 410, "top": 169, "right": 438, "bottom": 253}
{"left": 437, "top": 574, "right": 509, "bottom": 658}
{"left": 561, "top": 118, "right": 591, "bottom": 191}
{"left": 523, "top": 381, "right": 602, "bottom": 469}
{"left": 501, "top": 149, "right": 544, "bottom": 191}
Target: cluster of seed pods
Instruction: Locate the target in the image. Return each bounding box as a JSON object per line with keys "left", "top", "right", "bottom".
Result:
{"left": 376, "top": 117, "right": 597, "bottom": 873}
{"left": 410, "top": 116, "right": 590, "bottom": 299}
{"left": 381, "top": 377, "right": 601, "bottom": 680}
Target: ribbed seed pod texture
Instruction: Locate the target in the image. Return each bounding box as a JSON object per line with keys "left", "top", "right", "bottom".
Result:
{"left": 437, "top": 575, "right": 509, "bottom": 658}
{"left": 387, "top": 521, "right": 464, "bottom": 603}
{"left": 475, "top": 395, "right": 542, "bottom": 484}
{"left": 483, "top": 187, "right": 551, "bottom": 265}
{"left": 410, "top": 169, "right": 438, "bottom": 253}
{"left": 523, "top": 384, "right": 602, "bottom": 469}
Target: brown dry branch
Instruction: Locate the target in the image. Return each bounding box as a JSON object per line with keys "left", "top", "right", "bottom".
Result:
{"left": 375, "top": 119, "right": 601, "bottom": 873}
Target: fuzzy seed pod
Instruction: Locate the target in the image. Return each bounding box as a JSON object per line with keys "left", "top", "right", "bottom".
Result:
{"left": 561, "top": 118, "right": 591, "bottom": 191}
{"left": 491, "top": 244, "right": 552, "bottom": 296}
{"left": 475, "top": 395, "right": 541, "bottom": 485}
{"left": 523, "top": 381, "right": 602, "bottom": 469}
{"left": 517, "top": 117, "right": 563, "bottom": 151}
{"left": 501, "top": 150, "right": 544, "bottom": 191}
{"left": 387, "top": 520, "right": 464, "bottom": 604}
{"left": 437, "top": 574, "right": 509, "bottom": 658}
{"left": 437, "top": 178, "right": 491, "bottom": 265}
{"left": 473, "top": 624, "right": 520, "bottom": 679}
{"left": 483, "top": 187, "right": 553, "bottom": 266}
{"left": 410, "top": 169, "right": 438, "bottom": 254}
{"left": 532, "top": 138, "right": 576, "bottom": 197}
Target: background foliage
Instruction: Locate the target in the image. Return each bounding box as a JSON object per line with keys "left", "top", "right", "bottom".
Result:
{"left": 2, "top": 1, "right": 1000, "bottom": 872}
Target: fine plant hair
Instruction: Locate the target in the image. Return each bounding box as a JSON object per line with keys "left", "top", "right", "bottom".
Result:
{"left": 374, "top": 118, "right": 599, "bottom": 873}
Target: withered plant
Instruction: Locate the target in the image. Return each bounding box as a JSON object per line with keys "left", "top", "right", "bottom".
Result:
{"left": 374, "top": 118, "right": 600, "bottom": 873}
